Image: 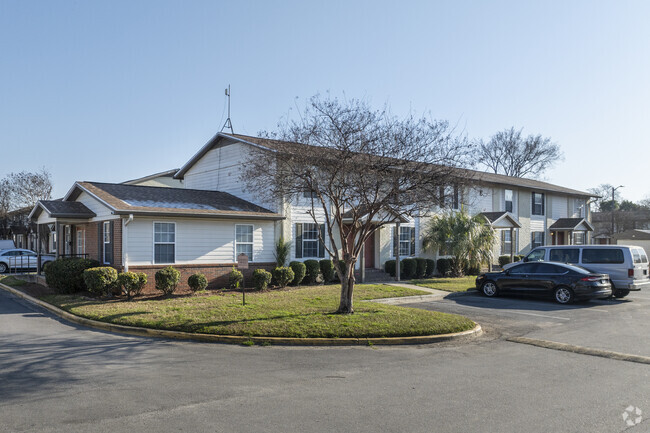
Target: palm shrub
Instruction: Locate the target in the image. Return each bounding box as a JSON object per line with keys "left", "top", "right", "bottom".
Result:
{"left": 289, "top": 261, "right": 306, "bottom": 285}
{"left": 422, "top": 209, "right": 496, "bottom": 277}
{"left": 273, "top": 266, "right": 295, "bottom": 288}
{"left": 319, "top": 259, "right": 335, "bottom": 283}
{"left": 188, "top": 273, "right": 208, "bottom": 292}
{"left": 401, "top": 258, "right": 417, "bottom": 279}
{"left": 251, "top": 269, "right": 272, "bottom": 290}
{"left": 303, "top": 259, "right": 320, "bottom": 284}
{"left": 436, "top": 258, "right": 453, "bottom": 277}
{"left": 425, "top": 259, "right": 435, "bottom": 276}
{"left": 83, "top": 267, "right": 118, "bottom": 297}
{"left": 415, "top": 258, "right": 427, "bottom": 278}
{"left": 155, "top": 266, "right": 180, "bottom": 295}
{"left": 117, "top": 271, "right": 146, "bottom": 300}
{"left": 228, "top": 267, "right": 243, "bottom": 289}
{"left": 274, "top": 236, "right": 291, "bottom": 267}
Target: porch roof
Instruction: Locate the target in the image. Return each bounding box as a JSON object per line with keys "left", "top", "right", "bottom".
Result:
{"left": 29, "top": 200, "right": 96, "bottom": 220}
{"left": 548, "top": 218, "right": 594, "bottom": 231}
{"left": 479, "top": 211, "right": 522, "bottom": 229}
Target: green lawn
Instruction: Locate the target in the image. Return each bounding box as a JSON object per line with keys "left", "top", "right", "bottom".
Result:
{"left": 0, "top": 275, "right": 26, "bottom": 287}
{"left": 409, "top": 276, "right": 478, "bottom": 292}
{"left": 40, "top": 284, "right": 475, "bottom": 339}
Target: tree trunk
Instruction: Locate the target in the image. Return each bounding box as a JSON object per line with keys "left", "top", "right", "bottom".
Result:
{"left": 337, "top": 261, "right": 356, "bottom": 314}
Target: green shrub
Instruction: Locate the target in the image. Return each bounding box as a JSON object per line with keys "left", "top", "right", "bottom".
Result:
{"left": 273, "top": 266, "right": 295, "bottom": 288}
{"left": 117, "top": 271, "right": 145, "bottom": 300}
{"left": 188, "top": 273, "right": 208, "bottom": 292}
{"left": 228, "top": 267, "right": 244, "bottom": 289}
{"left": 425, "top": 259, "right": 435, "bottom": 276}
{"left": 463, "top": 262, "right": 481, "bottom": 276}
{"left": 515, "top": 254, "right": 524, "bottom": 262}
{"left": 498, "top": 255, "right": 512, "bottom": 267}
{"left": 415, "top": 258, "right": 427, "bottom": 278}
{"left": 155, "top": 266, "right": 180, "bottom": 295}
{"left": 289, "top": 261, "right": 306, "bottom": 285}
{"left": 252, "top": 269, "right": 273, "bottom": 290}
{"left": 401, "top": 258, "right": 417, "bottom": 279}
{"left": 45, "top": 258, "right": 101, "bottom": 294}
{"left": 303, "top": 259, "right": 321, "bottom": 284}
{"left": 274, "top": 236, "right": 291, "bottom": 267}
{"left": 436, "top": 258, "right": 452, "bottom": 277}
{"left": 384, "top": 260, "right": 396, "bottom": 277}
{"left": 83, "top": 267, "right": 118, "bottom": 297}
{"left": 319, "top": 259, "right": 335, "bottom": 283}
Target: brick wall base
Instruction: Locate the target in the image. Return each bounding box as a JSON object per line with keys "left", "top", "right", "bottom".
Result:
{"left": 127, "top": 263, "right": 276, "bottom": 294}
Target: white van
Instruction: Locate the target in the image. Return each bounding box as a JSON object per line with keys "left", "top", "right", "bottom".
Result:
{"left": 504, "top": 245, "right": 650, "bottom": 298}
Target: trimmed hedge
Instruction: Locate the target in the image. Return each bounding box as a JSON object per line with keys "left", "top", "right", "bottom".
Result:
{"left": 498, "top": 255, "right": 512, "bottom": 267}
{"left": 83, "top": 267, "right": 118, "bottom": 297}
{"left": 273, "top": 266, "right": 295, "bottom": 288}
{"left": 415, "top": 258, "right": 427, "bottom": 278}
{"left": 155, "top": 266, "right": 180, "bottom": 295}
{"left": 188, "top": 273, "right": 208, "bottom": 292}
{"left": 303, "top": 259, "right": 321, "bottom": 284}
{"left": 436, "top": 258, "right": 452, "bottom": 277}
{"left": 319, "top": 259, "right": 335, "bottom": 283}
{"left": 289, "top": 261, "right": 306, "bottom": 285}
{"left": 117, "top": 271, "right": 146, "bottom": 300}
{"left": 401, "top": 258, "right": 417, "bottom": 279}
{"left": 45, "top": 258, "right": 100, "bottom": 294}
{"left": 463, "top": 262, "right": 481, "bottom": 276}
{"left": 252, "top": 269, "right": 273, "bottom": 291}
{"left": 384, "top": 260, "right": 396, "bottom": 277}
{"left": 228, "top": 267, "right": 243, "bottom": 289}
{"left": 425, "top": 259, "right": 435, "bottom": 276}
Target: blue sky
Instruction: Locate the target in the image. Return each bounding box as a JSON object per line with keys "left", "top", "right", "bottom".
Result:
{"left": 1, "top": 0, "right": 649, "bottom": 202}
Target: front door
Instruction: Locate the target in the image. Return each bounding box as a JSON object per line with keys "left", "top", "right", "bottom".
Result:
{"left": 556, "top": 232, "right": 565, "bottom": 245}
{"left": 364, "top": 232, "right": 375, "bottom": 268}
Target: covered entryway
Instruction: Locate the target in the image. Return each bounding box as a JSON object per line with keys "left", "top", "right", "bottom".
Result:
{"left": 479, "top": 211, "right": 523, "bottom": 264}
{"left": 549, "top": 218, "right": 594, "bottom": 245}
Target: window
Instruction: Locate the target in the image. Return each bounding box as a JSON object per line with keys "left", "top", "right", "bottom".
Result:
{"left": 572, "top": 232, "right": 585, "bottom": 245}
{"left": 235, "top": 224, "right": 254, "bottom": 261}
{"left": 633, "top": 248, "right": 648, "bottom": 264}
{"left": 510, "top": 263, "right": 539, "bottom": 274}
{"left": 439, "top": 186, "right": 460, "bottom": 210}
{"left": 393, "top": 226, "right": 415, "bottom": 257}
{"left": 549, "top": 248, "right": 579, "bottom": 264}
{"left": 526, "top": 248, "right": 545, "bottom": 262}
{"left": 531, "top": 232, "right": 545, "bottom": 249}
{"left": 532, "top": 192, "right": 545, "bottom": 215}
{"left": 302, "top": 190, "right": 317, "bottom": 199}
{"left": 77, "top": 230, "right": 85, "bottom": 255}
{"left": 535, "top": 263, "right": 564, "bottom": 274}
{"left": 294, "top": 223, "right": 325, "bottom": 258}
{"left": 505, "top": 189, "right": 513, "bottom": 213}
{"left": 154, "top": 222, "right": 175, "bottom": 264}
{"left": 501, "top": 230, "right": 512, "bottom": 255}
{"left": 103, "top": 222, "right": 113, "bottom": 264}
{"left": 582, "top": 248, "right": 624, "bottom": 264}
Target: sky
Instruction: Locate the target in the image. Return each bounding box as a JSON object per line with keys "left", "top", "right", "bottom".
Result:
{"left": 1, "top": 0, "right": 649, "bottom": 203}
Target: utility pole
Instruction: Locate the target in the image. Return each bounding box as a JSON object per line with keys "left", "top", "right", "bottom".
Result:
{"left": 611, "top": 185, "right": 624, "bottom": 243}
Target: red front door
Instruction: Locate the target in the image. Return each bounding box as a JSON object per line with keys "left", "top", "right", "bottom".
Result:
{"left": 364, "top": 232, "right": 375, "bottom": 268}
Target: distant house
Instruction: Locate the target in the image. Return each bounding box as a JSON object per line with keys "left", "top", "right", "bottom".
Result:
{"left": 0, "top": 206, "right": 37, "bottom": 250}
{"left": 30, "top": 132, "right": 596, "bottom": 289}
{"left": 614, "top": 229, "right": 650, "bottom": 259}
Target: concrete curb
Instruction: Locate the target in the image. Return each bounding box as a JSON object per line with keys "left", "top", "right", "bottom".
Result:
{"left": 508, "top": 336, "right": 650, "bottom": 365}
{"left": 0, "top": 282, "right": 482, "bottom": 346}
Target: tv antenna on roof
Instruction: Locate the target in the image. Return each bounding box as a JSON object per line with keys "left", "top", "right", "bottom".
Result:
{"left": 221, "top": 85, "right": 234, "bottom": 134}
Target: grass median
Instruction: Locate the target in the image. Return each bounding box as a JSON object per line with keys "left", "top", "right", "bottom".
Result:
{"left": 38, "top": 284, "right": 475, "bottom": 339}
{"left": 409, "top": 276, "right": 477, "bottom": 292}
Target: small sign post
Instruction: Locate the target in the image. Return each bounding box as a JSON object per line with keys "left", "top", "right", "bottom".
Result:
{"left": 237, "top": 253, "right": 249, "bottom": 305}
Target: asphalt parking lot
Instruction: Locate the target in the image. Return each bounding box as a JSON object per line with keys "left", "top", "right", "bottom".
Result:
{"left": 406, "top": 289, "right": 650, "bottom": 358}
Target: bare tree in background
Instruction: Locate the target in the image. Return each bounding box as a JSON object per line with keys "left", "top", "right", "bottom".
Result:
{"left": 7, "top": 168, "right": 53, "bottom": 208}
{"left": 477, "top": 127, "right": 562, "bottom": 178}
{"left": 243, "top": 96, "right": 472, "bottom": 314}
{"left": 588, "top": 183, "right": 615, "bottom": 211}
{"left": 0, "top": 178, "right": 13, "bottom": 238}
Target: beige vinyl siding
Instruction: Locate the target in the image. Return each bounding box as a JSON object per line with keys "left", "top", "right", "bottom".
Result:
{"left": 552, "top": 196, "right": 568, "bottom": 220}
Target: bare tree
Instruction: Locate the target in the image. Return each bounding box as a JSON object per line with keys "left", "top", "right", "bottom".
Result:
{"left": 7, "top": 168, "right": 53, "bottom": 208}
{"left": 243, "top": 96, "right": 472, "bottom": 314}
{"left": 587, "top": 183, "right": 614, "bottom": 211}
{"left": 0, "top": 177, "right": 14, "bottom": 239}
{"left": 477, "top": 127, "right": 562, "bottom": 178}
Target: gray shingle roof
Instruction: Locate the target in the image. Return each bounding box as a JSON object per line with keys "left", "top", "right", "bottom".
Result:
{"left": 548, "top": 218, "right": 593, "bottom": 230}
{"left": 480, "top": 212, "right": 508, "bottom": 223}
{"left": 38, "top": 200, "right": 96, "bottom": 218}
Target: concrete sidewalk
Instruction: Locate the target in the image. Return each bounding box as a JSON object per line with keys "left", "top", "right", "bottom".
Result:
{"left": 368, "top": 282, "right": 472, "bottom": 305}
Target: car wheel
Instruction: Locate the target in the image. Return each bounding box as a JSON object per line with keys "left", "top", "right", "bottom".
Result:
{"left": 613, "top": 289, "right": 630, "bottom": 298}
{"left": 0, "top": 262, "right": 7, "bottom": 273}
{"left": 554, "top": 286, "right": 574, "bottom": 304}
{"left": 481, "top": 281, "right": 498, "bottom": 297}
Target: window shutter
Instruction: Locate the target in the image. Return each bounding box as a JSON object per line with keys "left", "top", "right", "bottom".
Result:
{"left": 541, "top": 194, "right": 545, "bottom": 215}
{"left": 531, "top": 193, "right": 535, "bottom": 214}
{"left": 295, "top": 224, "right": 303, "bottom": 259}
{"left": 97, "top": 223, "right": 103, "bottom": 263}
{"left": 109, "top": 221, "right": 114, "bottom": 265}
{"left": 393, "top": 227, "right": 398, "bottom": 257}
{"left": 410, "top": 227, "right": 415, "bottom": 256}
{"left": 318, "top": 224, "right": 325, "bottom": 258}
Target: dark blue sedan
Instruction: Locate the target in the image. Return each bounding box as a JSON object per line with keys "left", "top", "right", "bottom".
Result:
{"left": 475, "top": 262, "right": 612, "bottom": 304}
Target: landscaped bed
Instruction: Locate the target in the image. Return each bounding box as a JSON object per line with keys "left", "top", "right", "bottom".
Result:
{"left": 32, "top": 284, "right": 476, "bottom": 339}
{"left": 409, "top": 276, "right": 478, "bottom": 292}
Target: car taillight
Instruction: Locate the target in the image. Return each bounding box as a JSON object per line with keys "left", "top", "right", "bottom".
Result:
{"left": 580, "top": 276, "right": 601, "bottom": 282}
{"left": 628, "top": 269, "right": 634, "bottom": 278}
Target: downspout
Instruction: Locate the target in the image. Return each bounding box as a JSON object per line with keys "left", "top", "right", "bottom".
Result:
{"left": 123, "top": 214, "right": 134, "bottom": 272}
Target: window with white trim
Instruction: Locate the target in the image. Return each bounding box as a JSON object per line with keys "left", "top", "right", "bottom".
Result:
{"left": 103, "top": 222, "right": 112, "bottom": 264}
{"left": 505, "top": 189, "right": 513, "bottom": 213}
{"left": 573, "top": 231, "right": 585, "bottom": 245}
{"left": 392, "top": 226, "right": 416, "bottom": 256}
{"left": 294, "top": 223, "right": 325, "bottom": 258}
{"left": 77, "top": 229, "right": 85, "bottom": 255}
{"left": 235, "top": 224, "right": 254, "bottom": 261}
{"left": 501, "top": 230, "right": 512, "bottom": 255}
{"left": 532, "top": 192, "right": 545, "bottom": 216}
{"left": 154, "top": 222, "right": 175, "bottom": 264}
{"left": 531, "top": 231, "right": 545, "bottom": 249}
